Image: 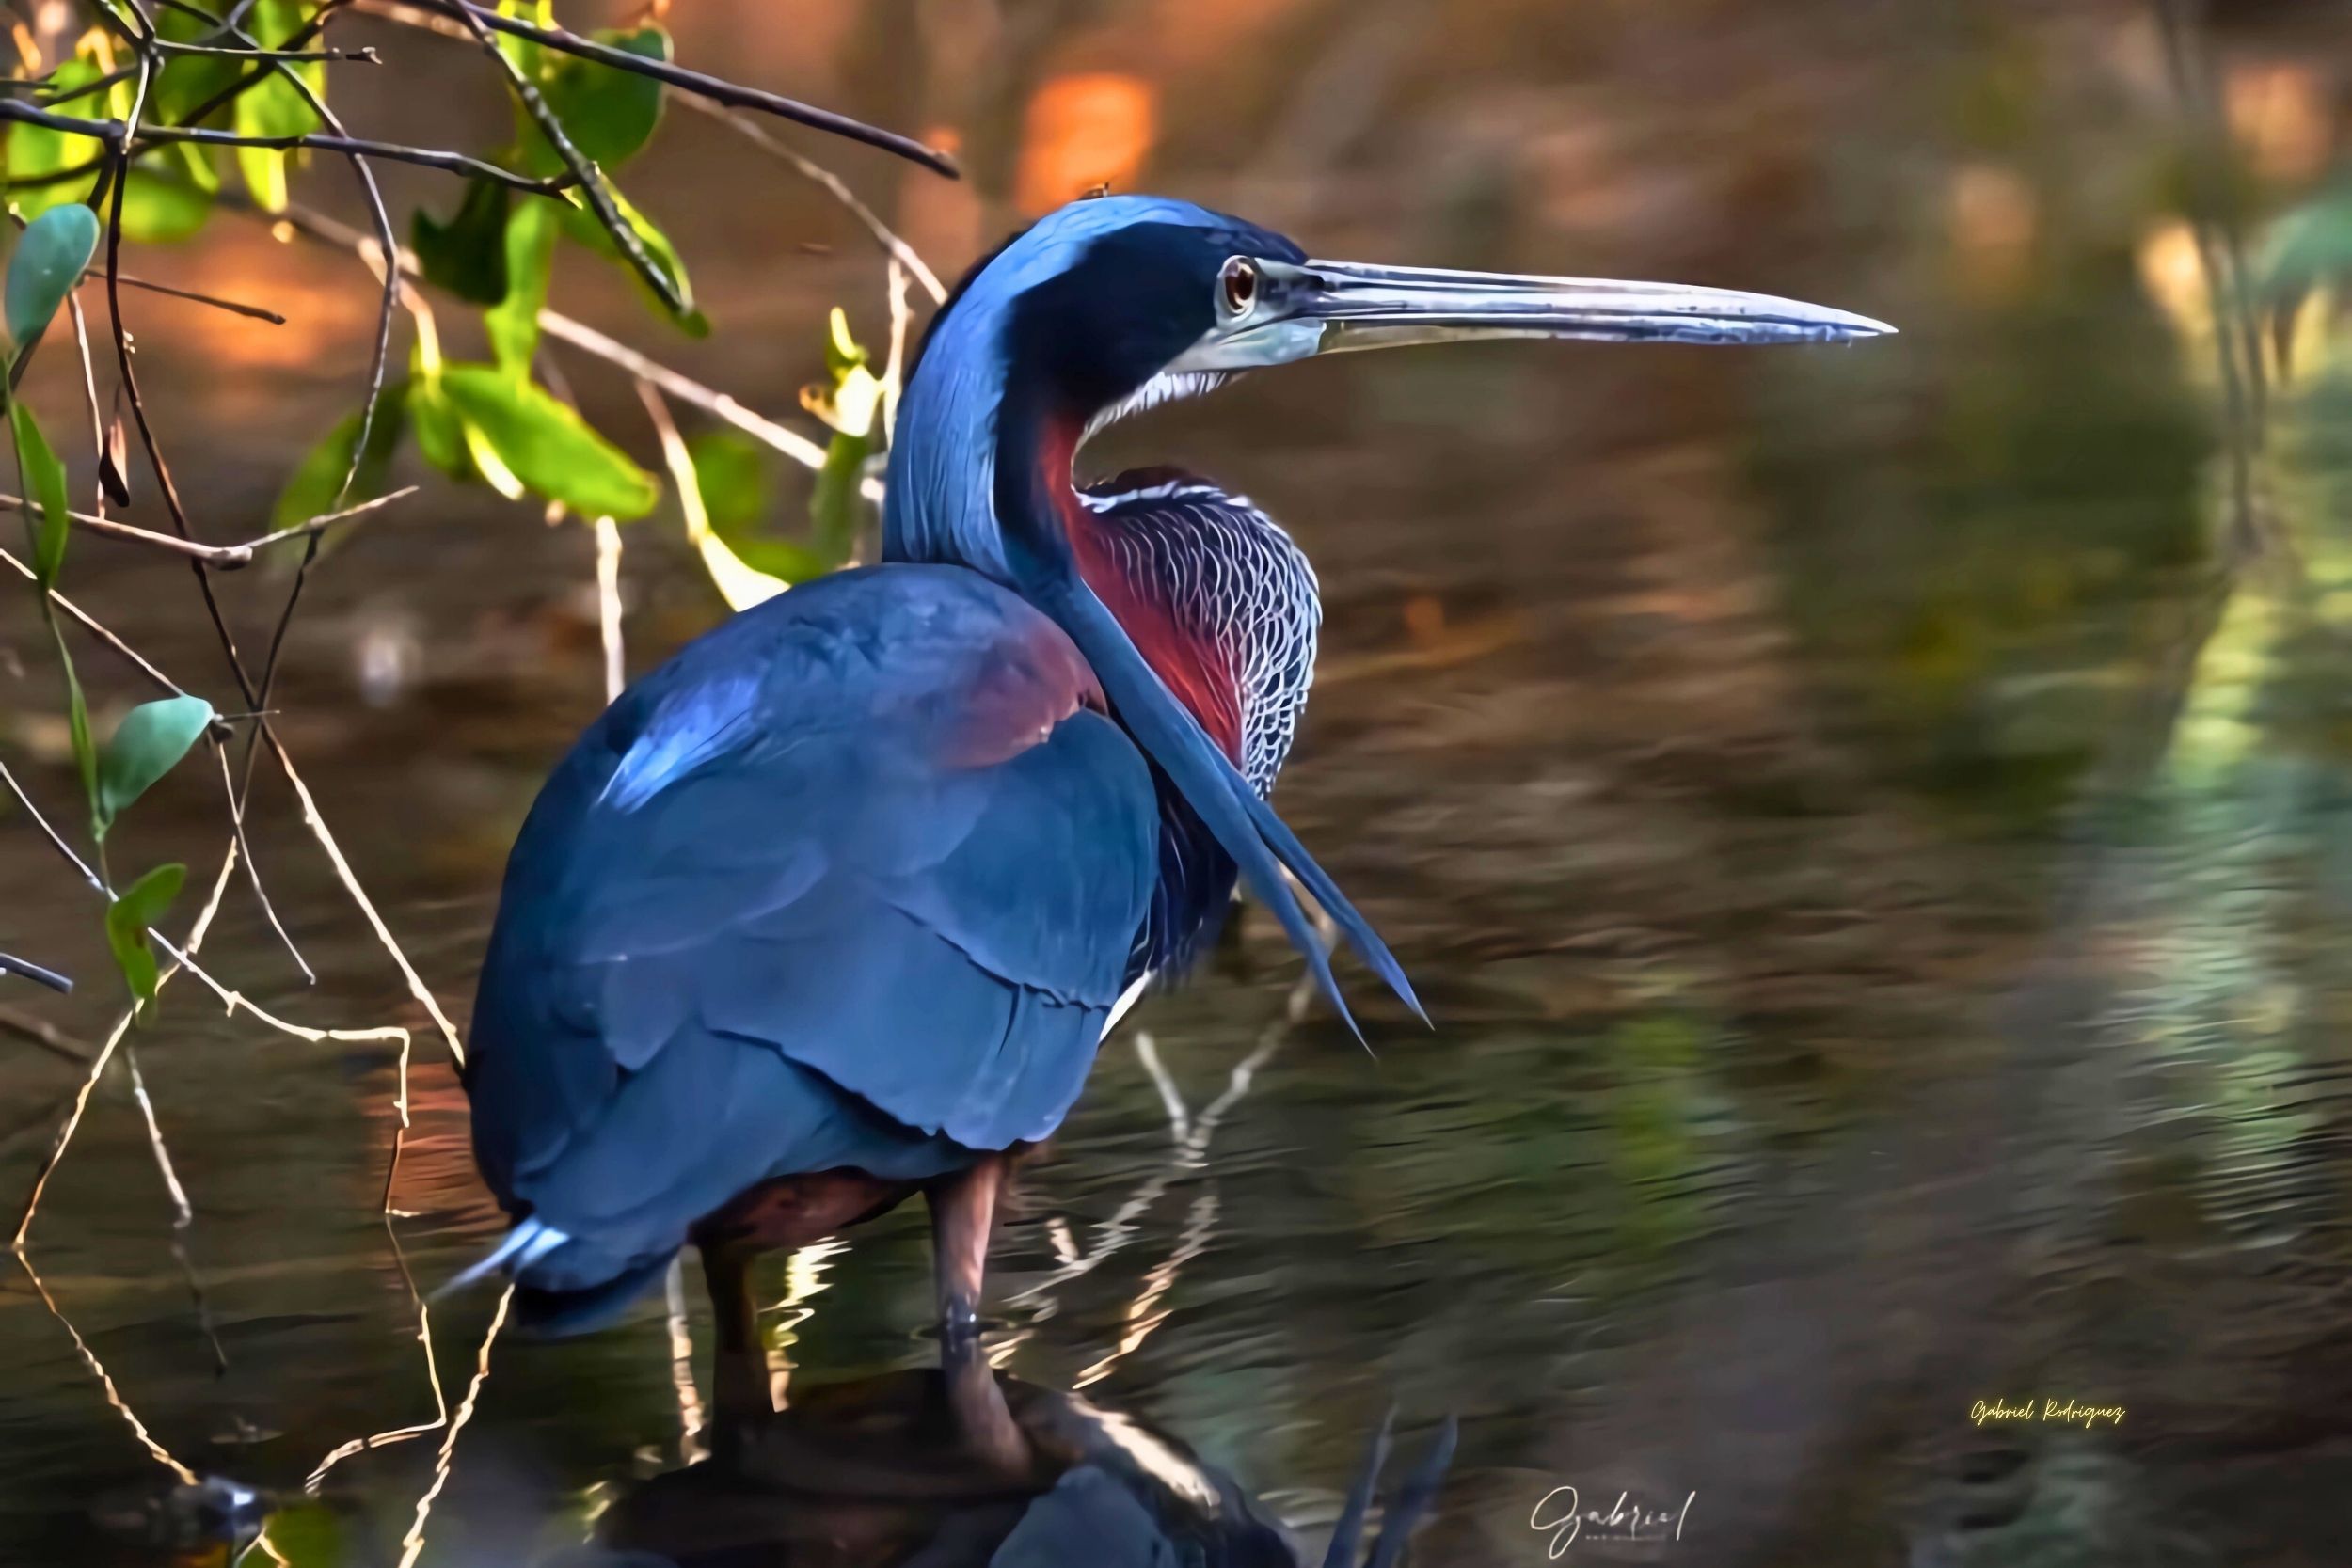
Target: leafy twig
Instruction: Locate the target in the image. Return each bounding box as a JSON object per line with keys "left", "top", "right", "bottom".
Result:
{"left": 266, "top": 196, "right": 861, "bottom": 485}
{"left": 9, "top": 846, "right": 238, "bottom": 1248}
{"left": 440, "top": 0, "right": 684, "bottom": 315}
{"left": 1, "top": 756, "right": 421, "bottom": 1240}
{"left": 75, "top": 54, "right": 464, "bottom": 1083}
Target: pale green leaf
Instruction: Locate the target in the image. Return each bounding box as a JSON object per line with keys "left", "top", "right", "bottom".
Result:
{"left": 6, "top": 205, "right": 101, "bottom": 374}
{"left": 104, "top": 863, "right": 185, "bottom": 1017}
{"left": 438, "top": 363, "right": 659, "bottom": 518}
{"left": 11, "top": 400, "right": 71, "bottom": 587}
{"left": 95, "top": 696, "right": 215, "bottom": 839}
{"left": 487, "top": 199, "right": 557, "bottom": 374}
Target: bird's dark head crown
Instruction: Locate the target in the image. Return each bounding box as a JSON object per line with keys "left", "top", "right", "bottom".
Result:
{"left": 912, "top": 196, "right": 1311, "bottom": 423}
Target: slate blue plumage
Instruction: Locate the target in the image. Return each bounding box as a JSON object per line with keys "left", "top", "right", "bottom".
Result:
{"left": 468, "top": 566, "right": 1154, "bottom": 1308}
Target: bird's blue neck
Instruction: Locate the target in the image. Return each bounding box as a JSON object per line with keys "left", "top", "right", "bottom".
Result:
{"left": 879, "top": 262, "right": 1413, "bottom": 1033}
{"left": 882, "top": 309, "right": 1025, "bottom": 580}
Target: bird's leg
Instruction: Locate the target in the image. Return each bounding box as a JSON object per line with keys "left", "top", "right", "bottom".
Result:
{"left": 927, "top": 1153, "right": 1007, "bottom": 1341}
{"left": 925, "top": 1155, "right": 1030, "bottom": 1474}
{"left": 701, "top": 1244, "right": 772, "bottom": 1449}
{"left": 940, "top": 1308, "right": 1033, "bottom": 1478}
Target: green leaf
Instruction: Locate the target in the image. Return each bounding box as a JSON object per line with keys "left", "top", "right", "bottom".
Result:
{"left": 687, "top": 429, "right": 830, "bottom": 583}
{"left": 558, "top": 185, "right": 707, "bottom": 335}
{"left": 150, "top": 29, "right": 246, "bottom": 129}
{"left": 2260, "top": 185, "right": 2352, "bottom": 301}
{"left": 104, "top": 863, "right": 186, "bottom": 1018}
{"left": 438, "top": 363, "right": 660, "bottom": 518}
{"left": 521, "top": 25, "right": 671, "bottom": 170}
{"left": 95, "top": 696, "right": 215, "bottom": 839}
{"left": 408, "top": 372, "right": 474, "bottom": 482}
{"left": 63, "top": 654, "right": 97, "bottom": 821}
{"left": 233, "top": 0, "right": 326, "bottom": 212}
{"left": 119, "top": 166, "right": 215, "bottom": 245}
{"left": 809, "top": 428, "right": 873, "bottom": 566}
{"left": 256, "top": 1501, "right": 344, "bottom": 1568}
{"left": 486, "top": 199, "right": 557, "bottom": 374}
{"left": 6, "top": 61, "right": 103, "bottom": 219}
{"left": 273, "top": 383, "right": 408, "bottom": 534}
{"left": 687, "top": 429, "right": 774, "bottom": 533}
{"left": 6, "top": 205, "right": 101, "bottom": 375}
{"left": 413, "top": 180, "right": 514, "bottom": 307}
{"left": 11, "top": 400, "right": 72, "bottom": 587}
{"left": 492, "top": 0, "right": 556, "bottom": 79}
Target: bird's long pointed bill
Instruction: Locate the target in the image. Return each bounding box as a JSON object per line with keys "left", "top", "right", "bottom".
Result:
{"left": 1293, "top": 259, "right": 1897, "bottom": 349}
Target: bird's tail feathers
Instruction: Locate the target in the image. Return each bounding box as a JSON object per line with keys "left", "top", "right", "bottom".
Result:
{"left": 436, "top": 1216, "right": 571, "bottom": 1299}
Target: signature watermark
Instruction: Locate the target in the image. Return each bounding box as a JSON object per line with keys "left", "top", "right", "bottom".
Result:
{"left": 1968, "top": 1397, "right": 2124, "bottom": 1430}
{"left": 1530, "top": 1484, "right": 1696, "bottom": 1559}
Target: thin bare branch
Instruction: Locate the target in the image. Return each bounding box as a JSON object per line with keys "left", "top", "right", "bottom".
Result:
{"left": 551, "top": 309, "right": 854, "bottom": 482}
{"left": 367, "top": 0, "right": 958, "bottom": 177}
{"left": 99, "top": 50, "right": 270, "bottom": 727}
{"left": 0, "top": 484, "right": 415, "bottom": 566}
{"left": 0, "top": 1003, "right": 95, "bottom": 1065}
{"left": 13, "top": 1250, "right": 200, "bottom": 1484}
{"left": 64, "top": 293, "right": 107, "bottom": 516}
{"left": 87, "top": 270, "right": 287, "bottom": 324}
{"left": 214, "top": 737, "right": 313, "bottom": 986}
{"left": 0, "top": 953, "right": 74, "bottom": 995}
{"left": 688, "top": 101, "right": 947, "bottom": 303}
{"left": 152, "top": 39, "right": 376, "bottom": 62}
{"left": 238, "top": 485, "right": 419, "bottom": 551}
{"left": 263, "top": 731, "right": 466, "bottom": 1069}
{"left": 396, "top": 1283, "right": 514, "bottom": 1568}
{"left": 81, "top": 65, "right": 463, "bottom": 1106}
{"left": 122, "top": 1042, "right": 193, "bottom": 1227}
{"left": 593, "top": 515, "right": 625, "bottom": 703}
{"left": 173, "top": 0, "right": 399, "bottom": 510}
{"left": 0, "top": 542, "right": 190, "bottom": 696}
{"left": 305, "top": 1231, "right": 453, "bottom": 1492}
{"left": 0, "top": 99, "right": 577, "bottom": 195}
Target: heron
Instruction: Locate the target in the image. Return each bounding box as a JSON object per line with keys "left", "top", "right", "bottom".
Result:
{"left": 453, "top": 197, "right": 1890, "bottom": 1384}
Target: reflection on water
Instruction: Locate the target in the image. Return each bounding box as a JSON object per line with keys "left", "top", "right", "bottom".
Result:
{"left": 564, "top": 1362, "right": 1444, "bottom": 1568}
{"left": 11, "top": 1, "right": 2352, "bottom": 1565}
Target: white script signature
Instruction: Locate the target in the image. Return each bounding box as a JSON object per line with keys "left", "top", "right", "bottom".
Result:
{"left": 1530, "top": 1484, "right": 1696, "bottom": 1558}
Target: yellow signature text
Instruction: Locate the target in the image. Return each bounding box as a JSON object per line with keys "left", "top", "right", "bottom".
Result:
{"left": 1969, "top": 1397, "right": 2125, "bottom": 1429}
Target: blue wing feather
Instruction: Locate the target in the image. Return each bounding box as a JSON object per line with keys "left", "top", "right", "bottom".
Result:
{"left": 467, "top": 565, "right": 1156, "bottom": 1294}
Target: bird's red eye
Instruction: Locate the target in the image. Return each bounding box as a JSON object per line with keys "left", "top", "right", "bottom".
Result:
{"left": 1220, "top": 258, "right": 1259, "bottom": 314}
